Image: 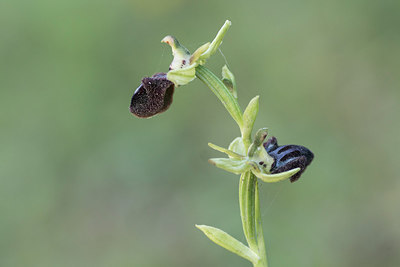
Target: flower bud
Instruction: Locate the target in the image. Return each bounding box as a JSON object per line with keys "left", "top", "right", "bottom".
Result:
{"left": 130, "top": 73, "right": 175, "bottom": 118}
{"left": 263, "top": 137, "right": 314, "bottom": 182}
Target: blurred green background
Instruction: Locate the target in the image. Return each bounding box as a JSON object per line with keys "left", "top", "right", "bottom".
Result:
{"left": 1, "top": 0, "right": 400, "bottom": 266}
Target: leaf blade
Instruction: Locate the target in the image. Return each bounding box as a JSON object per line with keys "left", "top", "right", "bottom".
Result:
{"left": 196, "top": 224, "right": 260, "bottom": 264}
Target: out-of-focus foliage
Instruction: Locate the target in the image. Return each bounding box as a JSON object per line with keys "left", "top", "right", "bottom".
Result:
{"left": 1, "top": 0, "right": 399, "bottom": 266}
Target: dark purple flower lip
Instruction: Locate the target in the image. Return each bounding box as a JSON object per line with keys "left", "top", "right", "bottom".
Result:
{"left": 264, "top": 137, "right": 314, "bottom": 182}
{"left": 130, "top": 73, "right": 175, "bottom": 118}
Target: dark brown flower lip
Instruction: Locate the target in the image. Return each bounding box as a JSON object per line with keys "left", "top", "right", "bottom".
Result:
{"left": 263, "top": 137, "right": 314, "bottom": 182}
{"left": 130, "top": 73, "right": 175, "bottom": 118}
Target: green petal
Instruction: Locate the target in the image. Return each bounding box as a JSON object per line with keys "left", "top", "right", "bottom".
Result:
{"left": 228, "top": 137, "right": 246, "bottom": 156}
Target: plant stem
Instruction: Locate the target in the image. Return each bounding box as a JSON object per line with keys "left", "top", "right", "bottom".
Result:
{"left": 195, "top": 65, "right": 268, "bottom": 267}
{"left": 239, "top": 171, "right": 268, "bottom": 267}
{"left": 242, "top": 173, "right": 268, "bottom": 267}
{"left": 239, "top": 171, "right": 257, "bottom": 251}
{"left": 255, "top": 177, "right": 268, "bottom": 267}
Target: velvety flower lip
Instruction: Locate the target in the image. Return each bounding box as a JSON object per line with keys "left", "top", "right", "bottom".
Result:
{"left": 263, "top": 137, "right": 314, "bottom": 182}
{"left": 130, "top": 72, "right": 175, "bottom": 118}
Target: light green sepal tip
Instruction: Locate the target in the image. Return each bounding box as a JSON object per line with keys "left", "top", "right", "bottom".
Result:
{"left": 196, "top": 224, "right": 260, "bottom": 264}
{"left": 208, "top": 143, "right": 244, "bottom": 159}
{"left": 166, "top": 64, "right": 196, "bottom": 86}
{"left": 209, "top": 158, "right": 252, "bottom": 175}
{"left": 252, "top": 168, "right": 301, "bottom": 183}
{"left": 199, "top": 20, "right": 232, "bottom": 63}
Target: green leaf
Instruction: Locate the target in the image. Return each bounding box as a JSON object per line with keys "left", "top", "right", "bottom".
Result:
{"left": 196, "top": 225, "right": 260, "bottom": 264}
{"left": 208, "top": 158, "right": 251, "bottom": 175}
{"left": 252, "top": 168, "right": 301, "bottom": 183}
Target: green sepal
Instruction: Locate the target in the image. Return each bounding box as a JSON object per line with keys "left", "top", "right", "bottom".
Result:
{"left": 228, "top": 137, "right": 246, "bottom": 156}
{"left": 198, "top": 20, "right": 232, "bottom": 64}
{"left": 208, "top": 158, "right": 252, "bottom": 175}
{"left": 196, "top": 225, "right": 260, "bottom": 264}
{"left": 208, "top": 143, "right": 244, "bottom": 159}
{"left": 252, "top": 167, "right": 301, "bottom": 183}
{"left": 221, "top": 65, "right": 237, "bottom": 98}
{"left": 166, "top": 63, "right": 196, "bottom": 86}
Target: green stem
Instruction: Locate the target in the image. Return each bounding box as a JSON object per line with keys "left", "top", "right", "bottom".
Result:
{"left": 239, "top": 171, "right": 257, "bottom": 251}
{"left": 196, "top": 65, "right": 268, "bottom": 267}
{"left": 241, "top": 165, "right": 268, "bottom": 267}
{"left": 255, "top": 177, "right": 268, "bottom": 267}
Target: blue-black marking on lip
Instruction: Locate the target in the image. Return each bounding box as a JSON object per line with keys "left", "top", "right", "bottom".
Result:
{"left": 263, "top": 137, "right": 314, "bottom": 182}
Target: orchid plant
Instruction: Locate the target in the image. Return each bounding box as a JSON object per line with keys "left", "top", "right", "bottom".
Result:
{"left": 130, "top": 20, "right": 314, "bottom": 267}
